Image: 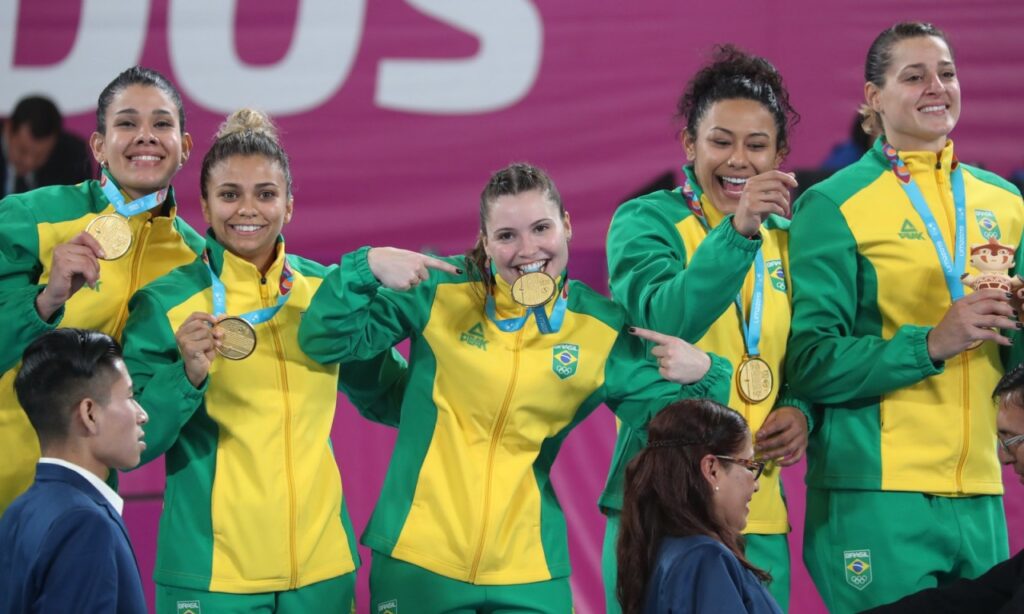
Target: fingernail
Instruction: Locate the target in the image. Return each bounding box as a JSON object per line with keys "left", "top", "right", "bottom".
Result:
{"left": 628, "top": 327, "right": 637, "bottom": 333}
{"left": 1008, "top": 293, "right": 1015, "bottom": 299}
{"left": 455, "top": 268, "right": 464, "bottom": 275}
{"left": 1017, "top": 322, "right": 1023, "bottom": 329}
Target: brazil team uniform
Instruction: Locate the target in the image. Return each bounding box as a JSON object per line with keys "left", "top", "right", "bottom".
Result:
{"left": 298, "top": 246, "right": 733, "bottom": 612}
{"left": 599, "top": 166, "right": 810, "bottom": 612}
{"left": 786, "top": 138, "right": 1024, "bottom": 613}
{"left": 0, "top": 180, "right": 203, "bottom": 514}
{"left": 122, "top": 234, "right": 408, "bottom": 613}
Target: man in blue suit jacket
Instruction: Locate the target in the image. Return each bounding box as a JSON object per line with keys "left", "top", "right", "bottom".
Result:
{"left": 0, "top": 328, "right": 149, "bottom": 613}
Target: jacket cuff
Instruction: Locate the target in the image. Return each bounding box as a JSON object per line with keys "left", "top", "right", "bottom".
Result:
{"left": 686, "top": 353, "right": 733, "bottom": 401}
{"left": 774, "top": 388, "right": 814, "bottom": 433}
{"left": 910, "top": 325, "right": 945, "bottom": 375}
{"left": 716, "top": 215, "right": 763, "bottom": 252}
{"left": 349, "top": 246, "right": 384, "bottom": 293}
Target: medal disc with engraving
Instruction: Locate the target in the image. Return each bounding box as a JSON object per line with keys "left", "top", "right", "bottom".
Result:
{"left": 737, "top": 356, "right": 774, "bottom": 404}
{"left": 510, "top": 272, "right": 556, "bottom": 307}
{"left": 85, "top": 214, "right": 132, "bottom": 260}
{"left": 215, "top": 317, "right": 257, "bottom": 360}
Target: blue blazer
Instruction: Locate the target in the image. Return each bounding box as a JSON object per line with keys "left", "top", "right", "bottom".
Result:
{"left": 0, "top": 463, "right": 146, "bottom": 613}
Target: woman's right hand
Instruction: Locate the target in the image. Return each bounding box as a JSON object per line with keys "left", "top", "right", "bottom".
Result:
{"left": 630, "top": 326, "right": 712, "bottom": 384}
{"left": 367, "top": 247, "right": 462, "bottom": 291}
{"left": 927, "top": 289, "right": 1018, "bottom": 362}
{"left": 176, "top": 312, "right": 221, "bottom": 388}
{"left": 35, "top": 232, "right": 106, "bottom": 321}
{"left": 731, "top": 170, "right": 799, "bottom": 237}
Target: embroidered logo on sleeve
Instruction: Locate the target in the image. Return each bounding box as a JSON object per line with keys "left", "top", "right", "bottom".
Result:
{"left": 378, "top": 599, "right": 398, "bottom": 614}
{"left": 844, "top": 549, "right": 872, "bottom": 590}
{"left": 552, "top": 343, "right": 579, "bottom": 379}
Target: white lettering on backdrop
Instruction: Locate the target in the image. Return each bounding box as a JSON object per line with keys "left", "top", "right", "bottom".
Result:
{"left": 0, "top": 0, "right": 543, "bottom": 116}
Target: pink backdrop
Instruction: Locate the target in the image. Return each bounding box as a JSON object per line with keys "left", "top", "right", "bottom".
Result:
{"left": 7, "top": 1, "right": 1024, "bottom": 612}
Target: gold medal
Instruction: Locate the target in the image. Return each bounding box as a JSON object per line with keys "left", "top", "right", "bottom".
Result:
{"left": 737, "top": 356, "right": 774, "bottom": 404}
{"left": 510, "top": 271, "right": 556, "bottom": 307}
{"left": 85, "top": 214, "right": 132, "bottom": 260}
{"left": 215, "top": 317, "right": 257, "bottom": 360}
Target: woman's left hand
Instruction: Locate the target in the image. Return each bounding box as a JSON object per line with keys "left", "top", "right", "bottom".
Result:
{"left": 629, "top": 326, "right": 711, "bottom": 385}
{"left": 755, "top": 406, "right": 808, "bottom": 466}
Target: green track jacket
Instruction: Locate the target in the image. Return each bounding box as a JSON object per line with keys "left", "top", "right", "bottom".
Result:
{"left": 599, "top": 167, "right": 809, "bottom": 534}
{"left": 298, "top": 246, "right": 732, "bottom": 585}
{"left": 787, "top": 138, "right": 1024, "bottom": 495}
{"left": 122, "top": 234, "right": 407, "bottom": 593}
{"left": 0, "top": 181, "right": 203, "bottom": 514}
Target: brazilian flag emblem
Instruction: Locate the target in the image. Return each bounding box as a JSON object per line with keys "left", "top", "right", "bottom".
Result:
{"left": 552, "top": 343, "right": 579, "bottom": 380}
{"left": 766, "top": 259, "right": 786, "bottom": 292}
{"left": 976, "top": 209, "right": 1001, "bottom": 240}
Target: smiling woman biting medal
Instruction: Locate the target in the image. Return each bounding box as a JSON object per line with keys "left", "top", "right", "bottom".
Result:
{"left": 298, "top": 162, "right": 733, "bottom": 614}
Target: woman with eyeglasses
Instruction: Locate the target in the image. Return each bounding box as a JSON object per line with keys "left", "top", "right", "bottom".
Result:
{"left": 616, "top": 398, "right": 778, "bottom": 614}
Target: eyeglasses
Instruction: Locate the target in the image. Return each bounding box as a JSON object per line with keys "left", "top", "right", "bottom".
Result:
{"left": 998, "top": 434, "right": 1024, "bottom": 456}
{"left": 715, "top": 455, "right": 766, "bottom": 480}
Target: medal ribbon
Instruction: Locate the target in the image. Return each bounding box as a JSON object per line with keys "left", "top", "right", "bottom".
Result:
{"left": 681, "top": 171, "right": 765, "bottom": 357}
{"left": 204, "top": 250, "right": 294, "bottom": 325}
{"left": 485, "top": 280, "right": 569, "bottom": 334}
{"left": 98, "top": 168, "right": 169, "bottom": 217}
{"left": 881, "top": 140, "right": 966, "bottom": 301}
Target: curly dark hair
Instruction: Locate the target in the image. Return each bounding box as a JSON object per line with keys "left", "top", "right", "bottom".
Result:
{"left": 676, "top": 44, "right": 799, "bottom": 155}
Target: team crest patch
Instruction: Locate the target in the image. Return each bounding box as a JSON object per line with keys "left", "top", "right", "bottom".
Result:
{"left": 765, "top": 259, "right": 786, "bottom": 292}
{"left": 176, "top": 601, "right": 201, "bottom": 614}
{"left": 844, "top": 549, "right": 872, "bottom": 590}
{"left": 976, "top": 209, "right": 1001, "bottom": 240}
{"left": 378, "top": 599, "right": 398, "bottom": 614}
{"left": 552, "top": 343, "right": 579, "bottom": 380}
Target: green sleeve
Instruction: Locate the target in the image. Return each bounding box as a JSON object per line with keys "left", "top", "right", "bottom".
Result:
{"left": 603, "top": 326, "right": 734, "bottom": 430}
{"left": 785, "top": 189, "right": 942, "bottom": 404}
{"left": 606, "top": 197, "right": 758, "bottom": 342}
{"left": 0, "top": 195, "right": 63, "bottom": 371}
{"left": 338, "top": 348, "right": 409, "bottom": 428}
{"left": 121, "top": 289, "right": 207, "bottom": 467}
{"left": 299, "top": 246, "right": 435, "bottom": 364}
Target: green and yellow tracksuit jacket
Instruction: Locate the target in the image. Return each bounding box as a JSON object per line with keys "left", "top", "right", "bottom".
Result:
{"left": 599, "top": 167, "right": 809, "bottom": 535}
{"left": 0, "top": 181, "right": 203, "bottom": 514}
{"left": 786, "top": 138, "right": 1024, "bottom": 495}
{"left": 298, "top": 246, "right": 732, "bottom": 585}
{"left": 122, "top": 234, "right": 408, "bottom": 593}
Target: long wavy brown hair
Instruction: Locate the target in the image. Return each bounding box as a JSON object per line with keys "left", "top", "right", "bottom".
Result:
{"left": 616, "top": 399, "right": 770, "bottom": 614}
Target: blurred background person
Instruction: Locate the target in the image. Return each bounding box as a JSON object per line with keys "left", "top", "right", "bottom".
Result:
{"left": 1, "top": 95, "right": 93, "bottom": 197}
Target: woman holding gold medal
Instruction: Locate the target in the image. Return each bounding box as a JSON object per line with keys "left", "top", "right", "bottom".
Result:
{"left": 599, "top": 46, "right": 810, "bottom": 613}
{"left": 0, "top": 66, "right": 205, "bottom": 515}
{"left": 121, "top": 109, "right": 408, "bottom": 613}
{"left": 786, "top": 22, "right": 1024, "bottom": 613}
{"left": 298, "top": 162, "right": 733, "bottom": 612}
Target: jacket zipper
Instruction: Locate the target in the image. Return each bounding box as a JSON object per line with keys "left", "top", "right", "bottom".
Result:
{"left": 468, "top": 326, "right": 525, "bottom": 582}
{"left": 935, "top": 165, "right": 971, "bottom": 492}
{"left": 111, "top": 218, "right": 152, "bottom": 337}
{"left": 262, "top": 274, "right": 299, "bottom": 587}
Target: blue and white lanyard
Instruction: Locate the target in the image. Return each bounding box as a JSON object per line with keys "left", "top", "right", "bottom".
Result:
{"left": 205, "top": 252, "right": 293, "bottom": 325}
{"left": 98, "top": 168, "right": 169, "bottom": 216}
{"left": 682, "top": 174, "right": 765, "bottom": 357}
{"left": 881, "top": 141, "right": 966, "bottom": 301}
